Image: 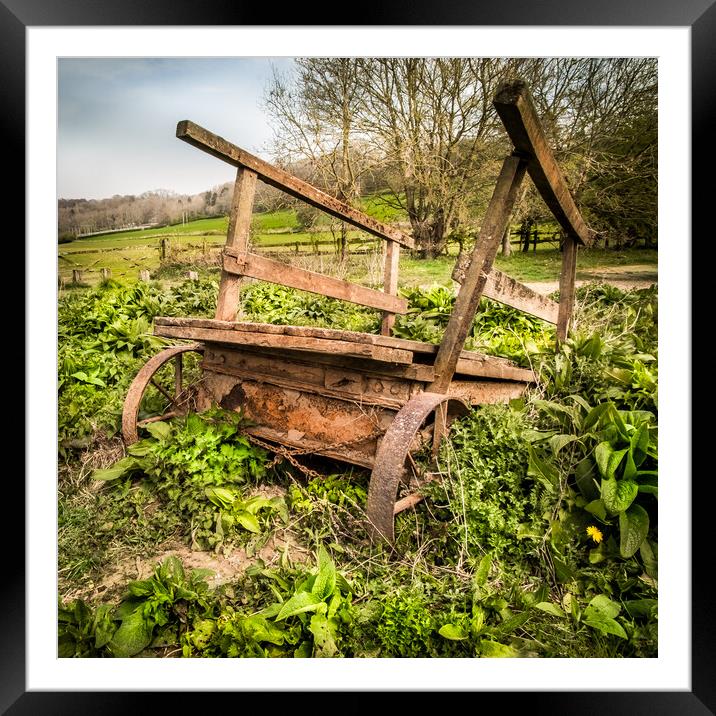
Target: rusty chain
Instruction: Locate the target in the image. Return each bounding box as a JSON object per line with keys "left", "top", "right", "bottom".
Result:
{"left": 245, "top": 427, "right": 384, "bottom": 480}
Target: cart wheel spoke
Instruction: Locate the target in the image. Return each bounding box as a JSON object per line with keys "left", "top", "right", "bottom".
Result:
{"left": 122, "top": 343, "right": 204, "bottom": 444}
{"left": 174, "top": 354, "right": 183, "bottom": 399}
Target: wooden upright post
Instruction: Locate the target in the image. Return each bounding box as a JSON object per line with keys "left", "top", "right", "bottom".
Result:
{"left": 381, "top": 239, "right": 400, "bottom": 336}
{"left": 428, "top": 155, "right": 527, "bottom": 394}
{"left": 556, "top": 238, "right": 578, "bottom": 343}
{"left": 215, "top": 167, "right": 257, "bottom": 322}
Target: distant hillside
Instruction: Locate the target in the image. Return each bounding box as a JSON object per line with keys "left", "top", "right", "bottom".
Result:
{"left": 58, "top": 156, "right": 397, "bottom": 241}
{"left": 58, "top": 180, "right": 295, "bottom": 240}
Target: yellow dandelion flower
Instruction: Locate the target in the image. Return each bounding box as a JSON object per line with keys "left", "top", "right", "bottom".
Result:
{"left": 586, "top": 525, "right": 603, "bottom": 544}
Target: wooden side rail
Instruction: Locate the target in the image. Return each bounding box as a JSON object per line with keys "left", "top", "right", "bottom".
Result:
{"left": 223, "top": 249, "right": 408, "bottom": 315}
{"left": 177, "top": 120, "right": 414, "bottom": 249}
{"left": 451, "top": 257, "right": 559, "bottom": 324}
{"left": 177, "top": 77, "right": 586, "bottom": 345}
{"left": 493, "top": 81, "right": 592, "bottom": 247}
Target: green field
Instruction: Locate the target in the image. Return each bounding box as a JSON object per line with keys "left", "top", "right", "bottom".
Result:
{"left": 58, "top": 205, "right": 657, "bottom": 288}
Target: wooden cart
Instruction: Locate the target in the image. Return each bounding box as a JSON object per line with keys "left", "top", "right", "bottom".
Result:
{"left": 122, "top": 81, "right": 591, "bottom": 544}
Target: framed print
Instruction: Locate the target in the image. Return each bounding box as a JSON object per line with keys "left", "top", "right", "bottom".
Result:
{"left": 10, "top": 1, "right": 711, "bottom": 713}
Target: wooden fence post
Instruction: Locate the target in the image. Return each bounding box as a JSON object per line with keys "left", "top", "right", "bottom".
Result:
{"left": 139, "top": 270, "right": 151, "bottom": 282}
{"left": 556, "top": 238, "right": 578, "bottom": 344}
{"left": 72, "top": 269, "right": 83, "bottom": 284}
{"left": 187, "top": 271, "right": 199, "bottom": 281}
{"left": 101, "top": 268, "right": 111, "bottom": 281}
{"left": 160, "top": 238, "right": 169, "bottom": 261}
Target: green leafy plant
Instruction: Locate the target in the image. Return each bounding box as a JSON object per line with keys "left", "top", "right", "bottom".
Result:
{"left": 425, "top": 404, "right": 549, "bottom": 560}
{"left": 528, "top": 397, "right": 657, "bottom": 561}
{"left": 92, "top": 409, "right": 279, "bottom": 550}
{"left": 393, "top": 285, "right": 553, "bottom": 364}
{"left": 181, "top": 546, "right": 354, "bottom": 658}
{"left": 108, "top": 556, "right": 214, "bottom": 657}
{"left": 59, "top": 556, "right": 215, "bottom": 658}
{"left": 58, "top": 599, "right": 117, "bottom": 658}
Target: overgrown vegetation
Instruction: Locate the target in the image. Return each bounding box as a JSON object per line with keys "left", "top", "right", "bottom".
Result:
{"left": 58, "top": 278, "right": 657, "bottom": 658}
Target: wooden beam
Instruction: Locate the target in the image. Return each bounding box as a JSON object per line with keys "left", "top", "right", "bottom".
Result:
{"left": 154, "top": 323, "right": 414, "bottom": 364}
{"left": 381, "top": 240, "right": 400, "bottom": 335}
{"left": 177, "top": 120, "right": 414, "bottom": 249}
{"left": 451, "top": 257, "right": 559, "bottom": 324}
{"left": 223, "top": 250, "right": 408, "bottom": 315}
{"left": 429, "top": 155, "right": 528, "bottom": 394}
{"left": 493, "top": 81, "right": 592, "bottom": 246}
{"left": 152, "top": 316, "right": 535, "bottom": 382}
{"left": 215, "top": 167, "right": 257, "bottom": 321}
{"left": 556, "top": 238, "right": 578, "bottom": 343}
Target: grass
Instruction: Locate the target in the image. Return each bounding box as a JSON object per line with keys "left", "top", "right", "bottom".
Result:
{"left": 400, "top": 246, "right": 657, "bottom": 287}
{"left": 359, "top": 192, "right": 407, "bottom": 223}
{"left": 59, "top": 205, "right": 657, "bottom": 287}
{"left": 67, "top": 193, "right": 403, "bottom": 247}
{"left": 254, "top": 209, "right": 297, "bottom": 231}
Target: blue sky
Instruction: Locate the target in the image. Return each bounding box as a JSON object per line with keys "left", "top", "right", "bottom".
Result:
{"left": 58, "top": 58, "right": 295, "bottom": 199}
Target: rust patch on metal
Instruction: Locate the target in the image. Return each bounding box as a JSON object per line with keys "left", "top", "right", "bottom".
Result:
{"left": 201, "top": 370, "right": 396, "bottom": 466}
{"left": 220, "top": 383, "right": 248, "bottom": 412}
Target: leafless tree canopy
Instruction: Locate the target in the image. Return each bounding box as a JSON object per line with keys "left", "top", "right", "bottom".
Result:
{"left": 264, "top": 57, "right": 657, "bottom": 256}
{"left": 59, "top": 58, "right": 656, "bottom": 254}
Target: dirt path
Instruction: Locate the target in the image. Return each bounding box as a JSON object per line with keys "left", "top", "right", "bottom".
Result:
{"left": 524, "top": 264, "right": 657, "bottom": 296}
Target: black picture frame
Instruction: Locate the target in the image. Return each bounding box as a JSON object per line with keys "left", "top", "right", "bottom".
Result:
{"left": 10, "top": 2, "right": 708, "bottom": 713}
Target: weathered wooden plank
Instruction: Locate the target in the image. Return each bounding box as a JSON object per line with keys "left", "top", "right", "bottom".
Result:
{"left": 154, "top": 323, "right": 414, "bottom": 364}
{"left": 222, "top": 250, "right": 408, "bottom": 315}
{"left": 429, "top": 155, "right": 528, "bottom": 394}
{"left": 448, "top": 379, "right": 530, "bottom": 405}
{"left": 452, "top": 358, "right": 534, "bottom": 382}
{"left": 204, "top": 342, "right": 436, "bottom": 383}
{"left": 557, "top": 238, "right": 578, "bottom": 343}
{"left": 201, "top": 358, "right": 410, "bottom": 411}
{"left": 243, "top": 425, "right": 376, "bottom": 470}
{"left": 177, "top": 120, "right": 414, "bottom": 249}
{"left": 216, "top": 167, "right": 257, "bottom": 321}
{"left": 158, "top": 316, "right": 403, "bottom": 347}
{"left": 153, "top": 316, "right": 533, "bottom": 381}
{"left": 493, "top": 81, "right": 592, "bottom": 246}
{"left": 381, "top": 240, "right": 400, "bottom": 336}
{"left": 451, "top": 256, "right": 559, "bottom": 324}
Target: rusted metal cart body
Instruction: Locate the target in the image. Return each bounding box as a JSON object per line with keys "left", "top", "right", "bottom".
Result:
{"left": 122, "top": 81, "right": 591, "bottom": 544}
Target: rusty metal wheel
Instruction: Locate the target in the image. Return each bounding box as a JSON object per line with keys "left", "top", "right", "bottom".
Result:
{"left": 122, "top": 343, "right": 204, "bottom": 444}
{"left": 365, "top": 391, "right": 470, "bottom": 545}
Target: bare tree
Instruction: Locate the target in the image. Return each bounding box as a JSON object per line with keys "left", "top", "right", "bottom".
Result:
{"left": 354, "top": 58, "right": 522, "bottom": 257}
{"left": 264, "top": 58, "right": 375, "bottom": 259}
